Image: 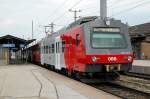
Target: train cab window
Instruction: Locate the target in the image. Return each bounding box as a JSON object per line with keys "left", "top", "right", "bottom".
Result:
{"left": 62, "top": 41, "right": 66, "bottom": 52}
{"left": 76, "top": 34, "right": 81, "bottom": 47}
{"left": 92, "top": 33, "right": 126, "bottom": 48}
{"left": 52, "top": 44, "right": 54, "bottom": 53}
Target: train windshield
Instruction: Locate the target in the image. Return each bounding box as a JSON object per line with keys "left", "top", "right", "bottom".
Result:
{"left": 92, "top": 32, "right": 126, "bottom": 48}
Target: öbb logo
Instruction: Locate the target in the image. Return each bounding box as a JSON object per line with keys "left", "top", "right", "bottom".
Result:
{"left": 108, "top": 57, "right": 117, "bottom": 61}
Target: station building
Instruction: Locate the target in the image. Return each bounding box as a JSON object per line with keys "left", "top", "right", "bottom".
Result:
{"left": 0, "top": 35, "right": 34, "bottom": 65}
{"left": 130, "top": 23, "right": 150, "bottom": 60}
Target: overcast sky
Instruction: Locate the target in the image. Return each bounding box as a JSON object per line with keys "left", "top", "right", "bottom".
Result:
{"left": 0, "top": 0, "right": 150, "bottom": 40}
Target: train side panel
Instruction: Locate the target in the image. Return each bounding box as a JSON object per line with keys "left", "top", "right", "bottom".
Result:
{"left": 61, "top": 26, "right": 86, "bottom": 72}
{"left": 40, "top": 35, "right": 66, "bottom": 69}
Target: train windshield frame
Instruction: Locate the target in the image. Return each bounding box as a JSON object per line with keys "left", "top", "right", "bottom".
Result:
{"left": 91, "top": 28, "right": 127, "bottom": 49}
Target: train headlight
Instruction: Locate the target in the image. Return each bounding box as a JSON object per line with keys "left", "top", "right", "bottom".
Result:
{"left": 92, "top": 56, "right": 97, "bottom": 62}
{"left": 128, "top": 56, "right": 132, "bottom": 61}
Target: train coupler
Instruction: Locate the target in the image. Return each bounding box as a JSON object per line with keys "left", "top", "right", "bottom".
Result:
{"left": 105, "top": 64, "right": 121, "bottom": 72}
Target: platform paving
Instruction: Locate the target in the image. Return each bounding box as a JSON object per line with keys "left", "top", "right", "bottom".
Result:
{"left": 0, "top": 64, "right": 120, "bottom": 99}
{"left": 0, "top": 60, "right": 5, "bottom": 66}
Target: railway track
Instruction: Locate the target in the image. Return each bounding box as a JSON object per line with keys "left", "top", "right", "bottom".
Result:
{"left": 90, "top": 73, "right": 150, "bottom": 99}
{"left": 123, "top": 72, "right": 150, "bottom": 80}
{"left": 119, "top": 74, "right": 150, "bottom": 93}
{"left": 91, "top": 82, "right": 150, "bottom": 99}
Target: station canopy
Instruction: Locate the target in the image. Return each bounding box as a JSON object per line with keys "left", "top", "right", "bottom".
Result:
{"left": 0, "top": 35, "right": 35, "bottom": 50}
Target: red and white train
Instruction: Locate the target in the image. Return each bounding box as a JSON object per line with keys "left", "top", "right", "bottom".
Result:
{"left": 27, "top": 16, "right": 133, "bottom": 80}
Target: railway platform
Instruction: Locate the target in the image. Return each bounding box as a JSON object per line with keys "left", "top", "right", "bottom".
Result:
{"left": 0, "top": 64, "right": 119, "bottom": 99}
{"left": 130, "top": 60, "right": 150, "bottom": 75}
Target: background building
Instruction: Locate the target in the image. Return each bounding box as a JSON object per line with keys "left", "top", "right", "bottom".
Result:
{"left": 130, "top": 23, "right": 150, "bottom": 60}
{"left": 0, "top": 35, "right": 34, "bottom": 64}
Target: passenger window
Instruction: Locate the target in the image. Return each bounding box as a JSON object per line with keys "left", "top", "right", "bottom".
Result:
{"left": 46, "top": 46, "right": 48, "bottom": 54}
{"left": 49, "top": 45, "right": 52, "bottom": 53}
{"left": 45, "top": 46, "right": 47, "bottom": 54}
{"left": 43, "top": 46, "right": 44, "bottom": 54}
{"left": 62, "top": 41, "right": 66, "bottom": 53}
{"left": 76, "top": 34, "right": 81, "bottom": 47}
{"left": 56, "top": 43, "right": 58, "bottom": 53}
{"left": 52, "top": 44, "right": 54, "bottom": 53}
{"left": 49, "top": 46, "right": 51, "bottom": 54}
{"left": 58, "top": 42, "right": 60, "bottom": 53}
{"left": 44, "top": 46, "right": 46, "bottom": 54}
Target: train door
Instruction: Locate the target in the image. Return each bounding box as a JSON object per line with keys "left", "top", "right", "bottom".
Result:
{"left": 55, "top": 36, "right": 61, "bottom": 70}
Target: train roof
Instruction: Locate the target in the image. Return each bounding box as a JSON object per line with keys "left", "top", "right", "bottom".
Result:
{"left": 41, "top": 16, "right": 124, "bottom": 43}
{"left": 66, "top": 16, "right": 97, "bottom": 30}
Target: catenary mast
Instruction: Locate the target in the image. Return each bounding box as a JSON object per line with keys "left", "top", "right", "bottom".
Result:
{"left": 100, "top": 0, "right": 107, "bottom": 20}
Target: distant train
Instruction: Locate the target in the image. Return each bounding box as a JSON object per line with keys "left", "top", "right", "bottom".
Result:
{"left": 26, "top": 16, "right": 133, "bottom": 81}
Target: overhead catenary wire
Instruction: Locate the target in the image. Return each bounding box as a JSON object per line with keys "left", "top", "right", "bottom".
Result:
{"left": 108, "top": 0, "right": 122, "bottom": 8}
{"left": 109, "top": 0, "right": 145, "bottom": 9}
{"left": 75, "top": 0, "right": 119, "bottom": 17}
{"left": 70, "top": 0, "right": 84, "bottom": 9}
{"left": 107, "top": 0, "right": 119, "bottom": 6}
{"left": 111, "top": 0, "right": 150, "bottom": 17}
{"left": 80, "top": 0, "right": 150, "bottom": 18}
{"left": 36, "top": 0, "right": 150, "bottom": 38}
{"left": 38, "top": 0, "right": 84, "bottom": 34}
{"left": 52, "top": 0, "right": 84, "bottom": 22}
{"left": 40, "top": 0, "right": 70, "bottom": 25}
{"left": 41, "top": 0, "right": 119, "bottom": 31}
{"left": 36, "top": 0, "right": 70, "bottom": 37}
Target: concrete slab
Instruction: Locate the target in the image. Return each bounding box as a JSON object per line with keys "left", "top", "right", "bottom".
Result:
{"left": 130, "top": 60, "right": 150, "bottom": 75}
{"left": 32, "top": 71, "right": 57, "bottom": 99}
{"left": 0, "top": 65, "right": 56, "bottom": 99}
{"left": 0, "top": 67, "right": 40, "bottom": 97}
{"left": 0, "top": 64, "right": 120, "bottom": 99}
{"left": 0, "top": 60, "right": 5, "bottom": 66}
{"left": 132, "top": 60, "right": 150, "bottom": 67}
{"left": 38, "top": 67, "right": 120, "bottom": 99}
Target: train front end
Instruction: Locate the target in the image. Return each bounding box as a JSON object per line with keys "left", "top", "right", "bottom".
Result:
{"left": 81, "top": 18, "right": 133, "bottom": 74}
